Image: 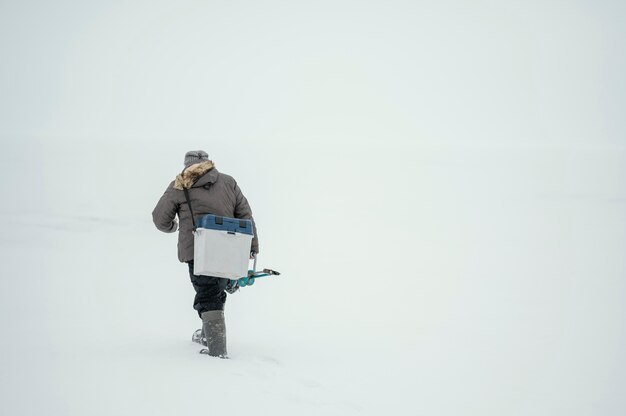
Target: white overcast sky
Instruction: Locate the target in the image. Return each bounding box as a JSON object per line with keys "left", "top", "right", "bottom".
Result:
{"left": 0, "top": 0, "right": 624, "bottom": 150}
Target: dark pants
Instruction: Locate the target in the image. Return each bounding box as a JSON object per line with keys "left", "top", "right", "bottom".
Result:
{"left": 187, "top": 261, "right": 228, "bottom": 316}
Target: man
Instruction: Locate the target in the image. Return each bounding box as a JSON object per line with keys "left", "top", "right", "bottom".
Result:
{"left": 152, "top": 150, "right": 259, "bottom": 358}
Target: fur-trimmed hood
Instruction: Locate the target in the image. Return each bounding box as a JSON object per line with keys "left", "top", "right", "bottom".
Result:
{"left": 174, "top": 161, "right": 215, "bottom": 190}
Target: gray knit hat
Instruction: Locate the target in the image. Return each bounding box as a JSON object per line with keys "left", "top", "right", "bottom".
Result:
{"left": 184, "top": 150, "right": 209, "bottom": 168}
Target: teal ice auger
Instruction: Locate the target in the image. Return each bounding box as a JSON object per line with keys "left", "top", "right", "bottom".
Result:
{"left": 231, "top": 254, "right": 280, "bottom": 289}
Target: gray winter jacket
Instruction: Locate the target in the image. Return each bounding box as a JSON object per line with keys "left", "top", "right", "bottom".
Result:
{"left": 152, "top": 161, "right": 259, "bottom": 262}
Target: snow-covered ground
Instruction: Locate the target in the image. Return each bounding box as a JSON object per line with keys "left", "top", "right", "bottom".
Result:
{"left": 1, "top": 1, "right": 625, "bottom": 415}
{"left": 1, "top": 140, "right": 624, "bottom": 415}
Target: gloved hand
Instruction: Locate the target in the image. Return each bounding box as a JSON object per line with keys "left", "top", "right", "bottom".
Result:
{"left": 225, "top": 279, "right": 239, "bottom": 294}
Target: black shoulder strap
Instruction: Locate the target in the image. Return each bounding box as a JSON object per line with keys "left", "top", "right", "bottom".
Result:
{"left": 182, "top": 187, "right": 196, "bottom": 230}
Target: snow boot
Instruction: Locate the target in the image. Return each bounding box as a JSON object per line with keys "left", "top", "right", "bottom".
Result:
{"left": 199, "top": 310, "right": 228, "bottom": 358}
{"left": 192, "top": 329, "right": 207, "bottom": 346}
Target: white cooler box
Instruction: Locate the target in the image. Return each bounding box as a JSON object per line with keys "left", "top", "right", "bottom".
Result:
{"left": 193, "top": 214, "right": 253, "bottom": 279}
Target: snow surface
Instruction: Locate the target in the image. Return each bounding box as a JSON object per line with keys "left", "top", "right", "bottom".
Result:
{"left": 1, "top": 1, "right": 625, "bottom": 415}
{"left": 1, "top": 141, "right": 624, "bottom": 415}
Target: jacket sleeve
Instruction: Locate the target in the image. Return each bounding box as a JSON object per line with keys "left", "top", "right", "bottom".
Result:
{"left": 233, "top": 182, "right": 259, "bottom": 253}
{"left": 152, "top": 182, "right": 179, "bottom": 233}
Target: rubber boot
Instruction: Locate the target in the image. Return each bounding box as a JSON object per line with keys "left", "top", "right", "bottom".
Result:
{"left": 192, "top": 328, "right": 207, "bottom": 346}
{"left": 199, "top": 310, "right": 228, "bottom": 358}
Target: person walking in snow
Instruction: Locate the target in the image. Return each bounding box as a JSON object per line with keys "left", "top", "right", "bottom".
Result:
{"left": 152, "top": 150, "right": 259, "bottom": 358}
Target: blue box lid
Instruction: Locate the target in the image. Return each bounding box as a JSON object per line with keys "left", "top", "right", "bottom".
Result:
{"left": 196, "top": 214, "right": 253, "bottom": 235}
